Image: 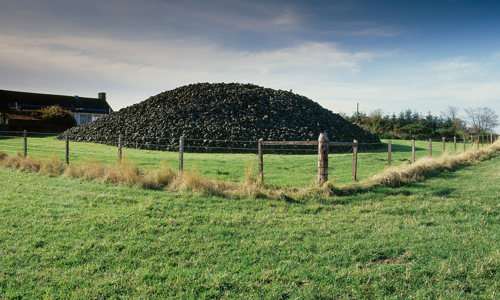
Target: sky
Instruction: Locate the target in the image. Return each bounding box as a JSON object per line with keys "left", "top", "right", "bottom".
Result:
{"left": 1, "top": 0, "right": 500, "bottom": 131}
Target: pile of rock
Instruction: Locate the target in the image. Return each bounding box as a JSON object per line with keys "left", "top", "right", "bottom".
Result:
{"left": 60, "top": 83, "right": 380, "bottom": 151}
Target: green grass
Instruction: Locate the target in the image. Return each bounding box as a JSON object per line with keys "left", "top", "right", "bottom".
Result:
{"left": 0, "top": 154, "right": 499, "bottom": 298}
{"left": 0, "top": 134, "right": 486, "bottom": 187}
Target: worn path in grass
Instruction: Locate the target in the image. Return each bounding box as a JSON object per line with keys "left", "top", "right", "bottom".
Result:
{"left": 0, "top": 156, "right": 499, "bottom": 298}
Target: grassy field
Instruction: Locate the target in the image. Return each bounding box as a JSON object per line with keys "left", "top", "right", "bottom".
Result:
{"left": 0, "top": 134, "right": 485, "bottom": 187}
{"left": 0, "top": 153, "right": 499, "bottom": 297}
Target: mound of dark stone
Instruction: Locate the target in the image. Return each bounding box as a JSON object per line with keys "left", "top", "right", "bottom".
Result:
{"left": 60, "top": 83, "right": 380, "bottom": 152}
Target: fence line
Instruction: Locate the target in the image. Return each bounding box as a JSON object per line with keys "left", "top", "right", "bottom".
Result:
{"left": 1, "top": 131, "right": 498, "bottom": 186}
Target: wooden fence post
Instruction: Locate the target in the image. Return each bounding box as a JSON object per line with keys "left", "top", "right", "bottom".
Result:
{"left": 463, "top": 136, "right": 466, "bottom": 152}
{"left": 118, "top": 134, "right": 123, "bottom": 164}
{"left": 453, "top": 136, "right": 456, "bottom": 152}
{"left": 65, "top": 134, "right": 69, "bottom": 165}
{"left": 258, "top": 139, "right": 263, "bottom": 184}
{"left": 442, "top": 137, "right": 446, "bottom": 152}
{"left": 23, "top": 130, "right": 27, "bottom": 157}
{"left": 352, "top": 139, "right": 358, "bottom": 181}
{"left": 388, "top": 139, "right": 392, "bottom": 166}
{"left": 411, "top": 139, "right": 415, "bottom": 163}
{"left": 318, "top": 133, "right": 328, "bottom": 184}
{"left": 179, "top": 135, "right": 184, "bottom": 171}
{"left": 429, "top": 138, "right": 432, "bottom": 157}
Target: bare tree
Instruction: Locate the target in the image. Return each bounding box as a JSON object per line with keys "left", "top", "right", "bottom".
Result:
{"left": 441, "top": 106, "right": 460, "bottom": 120}
{"left": 463, "top": 107, "right": 499, "bottom": 133}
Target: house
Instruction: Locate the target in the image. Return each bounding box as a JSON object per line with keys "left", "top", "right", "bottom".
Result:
{"left": 0, "top": 89, "right": 113, "bottom": 126}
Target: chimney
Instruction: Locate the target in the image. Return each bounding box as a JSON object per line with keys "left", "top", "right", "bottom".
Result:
{"left": 98, "top": 92, "right": 106, "bottom": 101}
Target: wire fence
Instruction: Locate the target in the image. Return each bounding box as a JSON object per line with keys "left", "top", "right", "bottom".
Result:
{"left": 0, "top": 131, "right": 498, "bottom": 187}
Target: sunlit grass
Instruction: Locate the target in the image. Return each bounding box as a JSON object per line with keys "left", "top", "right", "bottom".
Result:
{"left": 0, "top": 149, "right": 499, "bottom": 298}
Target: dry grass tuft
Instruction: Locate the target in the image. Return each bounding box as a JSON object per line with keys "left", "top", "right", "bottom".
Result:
{"left": 141, "top": 165, "right": 176, "bottom": 189}
{"left": 1, "top": 153, "right": 41, "bottom": 173}
{"left": 38, "top": 156, "right": 66, "bottom": 176}
{"left": 169, "top": 169, "right": 224, "bottom": 196}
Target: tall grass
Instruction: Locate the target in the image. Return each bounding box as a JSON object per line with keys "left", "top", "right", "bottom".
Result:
{"left": 334, "top": 140, "right": 500, "bottom": 195}
{"left": 1, "top": 140, "right": 499, "bottom": 199}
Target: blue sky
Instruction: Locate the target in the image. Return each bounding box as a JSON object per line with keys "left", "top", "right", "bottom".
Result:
{"left": 1, "top": 0, "right": 499, "bottom": 130}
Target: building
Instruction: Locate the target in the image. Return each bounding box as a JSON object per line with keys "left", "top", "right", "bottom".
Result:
{"left": 0, "top": 89, "right": 113, "bottom": 126}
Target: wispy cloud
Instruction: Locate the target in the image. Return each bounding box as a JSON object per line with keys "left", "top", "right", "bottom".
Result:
{"left": 0, "top": 32, "right": 384, "bottom": 107}
{"left": 427, "top": 56, "right": 479, "bottom": 71}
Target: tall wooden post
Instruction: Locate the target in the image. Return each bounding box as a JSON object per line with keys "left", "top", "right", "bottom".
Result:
{"left": 453, "top": 136, "right": 456, "bottom": 152}
{"left": 65, "top": 134, "right": 69, "bottom": 165}
{"left": 411, "top": 139, "right": 415, "bottom": 163}
{"left": 442, "top": 137, "right": 446, "bottom": 152}
{"left": 352, "top": 139, "right": 358, "bottom": 181}
{"left": 429, "top": 138, "right": 432, "bottom": 157}
{"left": 258, "top": 139, "right": 263, "bottom": 184}
{"left": 388, "top": 139, "right": 392, "bottom": 166}
{"left": 23, "top": 130, "right": 27, "bottom": 157}
{"left": 179, "top": 135, "right": 184, "bottom": 171}
{"left": 118, "top": 134, "right": 123, "bottom": 164}
{"left": 318, "top": 133, "right": 328, "bottom": 184}
{"left": 463, "top": 136, "right": 466, "bottom": 152}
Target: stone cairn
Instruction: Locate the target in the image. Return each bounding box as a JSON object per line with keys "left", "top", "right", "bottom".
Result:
{"left": 60, "top": 83, "right": 380, "bottom": 152}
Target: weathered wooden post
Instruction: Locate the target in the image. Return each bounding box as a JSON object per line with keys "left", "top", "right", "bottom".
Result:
{"left": 65, "top": 134, "right": 69, "bottom": 165}
{"left": 388, "top": 139, "right": 392, "bottom": 166}
{"left": 453, "top": 136, "right": 457, "bottom": 152}
{"left": 23, "top": 130, "right": 27, "bottom": 157}
{"left": 318, "top": 133, "right": 328, "bottom": 184}
{"left": 429, "top": 138, "right": 432, "bottom": 157}
{"left": 352, "top": 139, "right": 358, "bottom": 181}
{"left": 491, "top": 133, "right": 494, "bottom": 144}
{"left": 179, "top": 135, "right": 184, "bottom": 171}
{"left": 463, "top": 136, "right": 466, "bottom": 152}
{"left": 411, "top": 139, "right": 415, "bottom": 163}
{"left": 118, "top": 134, "right": 123, "bottom": 164}
{"left": 258, "top": 139, "right": 263, "bottom": 184}
{"left": 442, "top": 137, "right": 446, "bottom": 152}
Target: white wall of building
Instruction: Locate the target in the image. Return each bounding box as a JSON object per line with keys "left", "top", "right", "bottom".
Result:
{"left": 72, "top": 112, "right": 107, "bottom": 125}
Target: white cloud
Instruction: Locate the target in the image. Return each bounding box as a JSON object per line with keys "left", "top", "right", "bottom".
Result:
{"left": 0, "top": 33, "right": 378, "bottom": 82}
{"left": 427, "top": 56, "right": 478, "bottom": 71}
{"left": 0, "top": 32, "right": 383, "bottom": 109}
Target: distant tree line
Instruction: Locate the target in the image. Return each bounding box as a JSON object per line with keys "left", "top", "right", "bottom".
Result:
{"left": 342, "top": 106, "right": 498, "bottom": 140}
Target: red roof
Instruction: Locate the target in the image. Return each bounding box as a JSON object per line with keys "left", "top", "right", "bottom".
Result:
{"left": 5, "top": 113, "right": 40, "bottom": 121}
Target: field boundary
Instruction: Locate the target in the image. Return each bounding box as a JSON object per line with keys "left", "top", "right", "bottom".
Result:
{"left": 1, "top": 134, "right": 499, "bottom": 199}
{"left": 1, "top": 130, "right": 499, "bottom": 187}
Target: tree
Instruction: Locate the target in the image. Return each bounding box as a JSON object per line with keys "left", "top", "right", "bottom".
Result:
{"left": 441, "top": 106, "right": 460, "bottom": 120}
{"left": 463, "top": 107, "right": 499, "bottom": 134}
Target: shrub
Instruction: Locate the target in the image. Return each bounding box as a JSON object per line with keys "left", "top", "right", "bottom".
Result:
{"left": 38, "top": 105, "right": 76, "bottom": 130}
